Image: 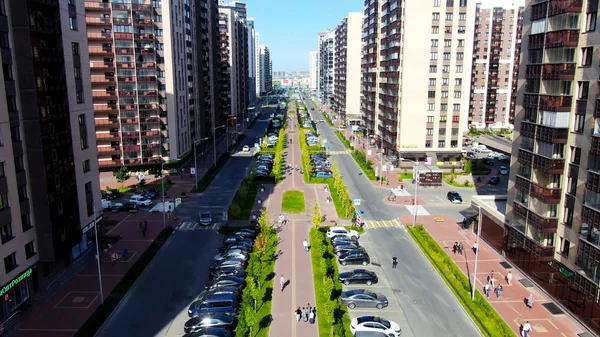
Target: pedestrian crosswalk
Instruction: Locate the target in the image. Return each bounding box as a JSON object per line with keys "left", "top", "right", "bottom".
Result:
{"left": 177, "top": 221, "right": 222, "bottom": 231}
{"left": 328, "top": 150, "right": 351, "bottom": 155}
{"left": 363, "top": 219, "right": 403, "bottom": 229}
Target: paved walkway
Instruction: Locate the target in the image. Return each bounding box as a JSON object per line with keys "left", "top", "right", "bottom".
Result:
{"left": 399, "top": 214, "right": 587, "bottom": 337}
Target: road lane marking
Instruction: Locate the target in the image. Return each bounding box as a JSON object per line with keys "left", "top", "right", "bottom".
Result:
{"left": 106, "top": 213, "right": 132, "bottom": 234}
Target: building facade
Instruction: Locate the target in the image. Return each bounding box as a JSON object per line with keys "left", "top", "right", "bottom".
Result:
{"left": 469, "top": 1, "right": 524, "bottom": 130}
{"left": 317, "top": 30, "right": 334, "bottom": 104}
{"left": 0, "top": 0, "right": 104, "bottom": 319}
{"left": 309, "top": 51, "right": 318, "bottom": 91}
{"left": 507, "top": 0, "right": 600, "bottom": 331}
{"left": 247, "top": 17, "right": 257, "bottom": 106}
{"left": 334, "top": 12, "right": 363, "bottom": 127}
{"left": 362, "top": 0, "right": 476, "bottom": 162}
{"left": 259, "top": 44, "right": 272, "bottom": 94}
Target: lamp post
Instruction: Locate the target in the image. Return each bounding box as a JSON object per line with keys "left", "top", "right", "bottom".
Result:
{"left": 400, "top": 158, "right": 420, "bottom": 227}
{"left": 471, "top": 203, "right": 482, "bottom": 300}
{"left": 214, "top": 125, "right": 227, "bottom": 166}
{"left": 93, "top": 206, "right": 104, "bottom": 304}
{"left": 193, "top": 137, "right": 210, "bottom": 190}
{"left": 161, "top": 159, "right": 166, "bottom": 229}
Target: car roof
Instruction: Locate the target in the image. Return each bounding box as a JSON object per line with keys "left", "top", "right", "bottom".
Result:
{"left": 356, "top": 316, "right": 388, "bottom": 324}
{"left": 328, "top": 226, "right": 348, "bottom": 231}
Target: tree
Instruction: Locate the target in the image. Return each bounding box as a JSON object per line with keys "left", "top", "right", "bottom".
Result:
{"left": 311, "top": 200, "right": 321, "bottom": 226}
{"left": 115, "top": 166, "right": 129, "bottom": 186}
{"left": 258, "top": 209, "right": 270, "bottom": 230}
{"left": 246, "top": 276, "right": 260, "bottom": 311}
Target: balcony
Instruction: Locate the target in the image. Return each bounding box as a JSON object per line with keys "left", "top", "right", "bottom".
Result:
{"left": 520, "top": 121, "right": 536, "bottom": 138}
{"left": 137, "top": 76, "right": 156, "bottom": 83}
{"left": 97, "top": 146, "right": 122, "bottom": 155}
{"left": 139, "top": 103, "right": 158, "bottom": 110}
{"left": 592, "top": 136, "right": 600, "bottom": 155}
{"left": 122, "top": 132, "right": 140, "bottom": 139}
{"left": 135, "top": 33, "right": 154, "bottom": 40}
{"left": 115, "top": 48, "right": 134, "bottom": 55}
{"left": 88, "top": 47, "right": 113, "bottom": 56}
{"left": 515, "top": 175, "right": 562, "bottom": 204}
{"left": 133, "top": 4, "right": 152, "bottom": 11}
{"left": 116, "top": 62, "right": 135, "bottom": 69}
{"left": 121, "top": 118, "right": 139, "bottom": 125}
{"left": 526, "top": 63, "right": 575, "bottom": 80}
{"left": 94, "top": 118, "right": 120, "bottom": 127}
{"left": 136, "top": 47, "right": 154, "bottom": 54}
{"left": 518, "top": 149, "right": 565, "bottom": 174}
{"left": 513, "top": 202, "right": 559, "bottom": 233}
{"left": 582, "top": 205, "right": 600, "bottom": 231}
{"left": 93, "top": 104, "right": 118, "bottom": 113}
{"left": 120, "top": 104, "right": 137, "bottom": 111}
{"left": 545, "top": 30, "right": 580, "bottom": 48}
{"left": 99, "top": 160, "right": 122, "bottom": 168}
{"left": 86, "top": 17, "right": 111, "bottom": 25}
{"left": 91, "top": 75, "right": 115, "bottom": 84}
{"left": 92, "top": 91, "right": 117, "bottom": 99}
{"left": 118, "top": 90, "right": 137, "bottom": 97}
{"left": 87, "top": 32, "right": 113, "bottom": 40}
{"left": 531, "top": 0, "right": 583, "bottom": 20}
{"left": 96, "top": 132, "right": 120, "bottom": 141}
{"left": 112, "top": 18, "right": 131, "bottom": 25}
{"left": 139, "top": 62, "right": 155, "bottom": 69}
{"left": 522, "top": 93, "right": 572, "bottom": 112}
{"left": 84, "top": 1, "right": 110, "bottom": 10}
{"left": 595, "top": 99, "right": 600, "bottom": 118}
{"left": 141, "top": 90, "right": 158, "bottom": 97}
{"left": 136, "top": 18, "right": 153, "bottom": 25}
{"left": 537, "top": 124, "right": 568, "bottom": 143}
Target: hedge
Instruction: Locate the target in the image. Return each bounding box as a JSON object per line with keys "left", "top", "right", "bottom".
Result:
{"left": 334, "top": 131, "right": 352, "bottom": 150}
{"left": 193, "top": 153, "right": 231, "bottom": 192}
{"left": 407, "top": 225, "right": 516, "bottom": 337}
{"left": 351, "top": 150, "right": 376, "bottom": 180}
{"left": 228, "top": 172, "right": 260, "bottom": 220}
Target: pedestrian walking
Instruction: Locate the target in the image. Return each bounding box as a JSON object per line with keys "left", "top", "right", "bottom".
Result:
{"left": 122, "top": 248, "right": 129, "bottom": 260}
{"left": 303, "top": 239, "right": 309, "bottom": 252}
{"left": 452, "top": 242, "right": 458, "bottom": 255}
{"left": 392, "top": 257, "right": 398, "bottom": 269}
{"left": 139, "top": 221, "right": 143, "bottom": 230}
{"left": 549, "top": 272, "right": 554, "bottom": 284}
{"left": 472, "top": 242, "right": 478, "bottom": 254}
{"left": 496, "top": 284, "right": 503, "bottom": 299}
{"left": 141, "top": 222, "right": 147, "bottom": 237}
{"left": 506, "top": 271, "right": 513, "bottom": 285}
{"left": 522, "top": 321, "right": 532, "bottom": 337}
{"left": 295, "top": 307, "right": 302, "bottom": 322}
{"left": 458, "top": 243, "right": 464, "bottom": 255}
{"left": 301, "top": 307, "right": 307, "bottom": 322}
{"left": 111, "top": 252, "right": 118, "bottom": 265}
{"left": 526, "top": 293, "right": 534, "bottom": 309}
{"left": 309, "top": 309, "right": 315, "bottom": 324}
{"left": 304, "top": 307, "right": 310, "bottom": 322}
{"left": 280, "top": 275, "right": 286, "bottom": 291}
{"left": 484, "top": 283, "right": 491, "bottom": 299}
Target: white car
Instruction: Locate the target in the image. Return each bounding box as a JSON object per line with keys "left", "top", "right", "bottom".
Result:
{"left": 129, "top": 195, "right": 152, "bottom": 206}
{"left": 350, "top": 316, "right": 402, "bottom": 336}
{"left": 327, "top": 226, "right": 360, "bottom": 240}
{"left": 101, "top": 199, "right": 112, "bottom": 210}
{"left": 242, "top": 145, "right": 250, "bottom": 152}
{"left": 499, "top": 166, "right": 509, "bottom": 175}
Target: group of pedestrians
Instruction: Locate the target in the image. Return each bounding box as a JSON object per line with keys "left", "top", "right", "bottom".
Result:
{"left": 452, "top": 242, "right": 464, "bottom": 255}
{"left": 295, "top": 305, "right": 316, "bottom": 324}
{"left": 483, "top": 270, "right": 504, "bottom": 299}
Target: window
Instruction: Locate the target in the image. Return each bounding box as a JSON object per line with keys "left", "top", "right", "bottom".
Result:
{"left": 450, "top": 140, "right": 458, "bottom": 147}
{"left": 6, "top": 95, "right": 16, "bottom": 112}
{"left": 83, "top": 159, "right": 91, "bottom": 173}
{"left": 431, "top": 39, "right": 439, "bottom": 47}
{"left": 568, "top": 177, "right": 578, "bottom": 196}
{"left": 153, "top": 0, "right": 162, "bottom": 7}
{"left": 453, "top": 104, "right": 461, "bottom": 111}
{"left": 85, "top": 182, "right": 93, "bottom": 216}
{"left": 446, "top": 0, "right": 454, "bottom": 6}
{"left": 433, "top": 0, "right": 440, "bottom": 7}
{"left": 428, "top": 103, "right": 435, "bottom": 111}
{"left": 79, "top": 114, "right": 88, "bottom": 149}
{"left": 430, "top": 52, "right": 438, "bottom": 60}
{"left": 76, "top": 90, "right": 84, "bottom": 103}
{"left": 455, "top": 78, "right": 462, "bottom": 86}
{"left": 21, "top": 213, "right": 32, "bottom": 232}
{"left": 454, "top": 91, "right": 462, "bottom": 98}
{"left": 456, "top": 52, "right": 464, "bottom": 60}
{"left": 439, "top": 128, "right": 446, "bottom": 135}
{"left": 72, "top": 42, "right": 79, "bottom": 55}
{"left": 578, "top": 81, "right": 589, "bottom": 99}
{"left": 0, "top": 193, "right": 7, "bottom": 209}
{"left": 441, "top": 91, "right": 448, "bottom": 98}
{"left": 571, "top": 146, "right": 581, "bottom": 165}
{"left": 2, "top": 64, "right": 12, "bottom": 80}
{"left": 25, "top": 241, "right": 36, "bottom": 259}
{"left": 445, "top": 13, "right": 453, "bottom": 21}
{"left": 459, "top": 0, "right": 467, "bottom": 6}
{"left": 459, "top": 13, "right": 466, "bottom": 21}
{"left": 428, "top": 78, "right": 436, "bottom": 86}
{"left": 452, "top": 116, "right": 460, "bottom": 122}
{"left": 426, "top": 116, "right": 435, "bottom": 123}
{"left": 428, "top": 91, "right": 436, "bottom": 98}
{"left": 10, "top": 126, "right": 19, "bottom": 142}
{"left": 573, "top": 114, "right": 585, "bottom": 133}
{"left": 457, "top": 39, "right": 465, "bottom": 47}
{"left": 17, "top": 185, "right": 27, "bottom": 202}
{"left": 438, "top": 140, "right": 446, "bottom": 147}
{"left": 442, "top": 78, "right": 449, "bottom": 86}
{"left": 560, "top": 238, "right": 570, "bottom": 257}
{"left": 443, "top": 52, "right": 451, "bottom": 60}
{"left": 0, "top": 162, "right": 3, "bottom": 177}
{"left": 0, "top": 32, "right": 9, "bottom": 48}
{"left": 433, "top": 13, "right": 440, "bottom": 21}
{"left": 69, "top": 17, "right": 77, "bottom": 30}
{"left": 563, "top": 207, "right": 574, "bottom": 226}
{"left": 426, "top": 128, "right": 433, "bottom": 135}
{"left": 456, "top": 65, "right": 463, "bottom": 73}
{"left": 4, "top": 252, "right": 16, "bottom": 273}
{"left": 586, "top": 12, "right": 597, "bottom": 32}
{"left": 14, "top": 156, "right": 23, "bottom": 172}
{"left": 581, "top": 47, "right": 593, "bottom": 66}
{"left": 442, "top": 65, "right": 450, "bottom": 73}
{"left": 440, "top": 115, "right": 448, "bottom": 122}
{"left": 74, "top": 66, "right": 81, "bottom": 79}
{"left": 155, "top": 15, "right": 162, "bottom": 22}
{"left": 452, "top": 128, "right": 459, "bottom": 135}
{"left": 0, "top": 0, "right": 5, "bottom": 15}
{"left": 425, "top": 140, "right": 432, "bottom": 148}
{"left": 1, "top": 223, "right": 12, "bottom": 243}
{"left": 429, "top": 65, "right": 437, "bottom": 73}
{"left": 432, "top": 26, "right": 439, "bottom": 34}
{"left": 440, "top": 103, "right": 448, "bottom": 111}
{"left": 458, "top": 26, "right": 466, "bottom": 33}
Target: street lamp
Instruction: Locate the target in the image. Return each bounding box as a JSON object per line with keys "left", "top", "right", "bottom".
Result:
{"left": 193, "top": 137, "right": 210, "bottom": 190}
{"left": 93, "top": 206, "right": 103, "bottom": 304}
{"left": 471, "top": 203, "right": 482, "bottom": 300}
{"left": 400, "top": 158, "right": 420, "bottom": 227}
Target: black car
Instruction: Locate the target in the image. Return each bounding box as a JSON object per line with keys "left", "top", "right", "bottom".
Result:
{"left": 333, "top": 243, "right": 363, "bottom": 256}
{"left": 338, "top": 250, "right": 370, "bottom": 266}
{"left": 103, "top": 189, "right": 120, "bottom": 200}
{"left": 338, "top": 269, "right": 378, "bottom": 286}
{"left": 223, "top": 235, "right": 253, "bottom": 245}
{"left": 184, "top": 314, "right": 236, "bottom": 333}
{"left": 183, "top": 327, "right": 232, "bottom": 337}
{"left": 220, "top": 241, "right": 253, "bottom": 253}
{"left": 482, "top": 157, "right": 494, "bottom": 166}
{"left": 447, "top": 191, "right": 463, "bottom": 203}
{"left": 111, "top": 203, "right": 139, "bottom": 213}
{"left": 209, "top": 266, "right": 247, "bottom": 280}
{"left": 209, "top": 258, "right": 247, "bottom": 272}
{"left": 206, "top": 275, "right": 245, "bottom": 291}
{"left": 144, "top": 188, "right": 158, "bottom": 199}
{"left": 488, "top": 176, "right": 499, "bottom": 185}
{"left": 234, "top": 231, "right": 255, "bottom": 239}
{"left": 331, "top": 235, "right": 358, "bottom": 243}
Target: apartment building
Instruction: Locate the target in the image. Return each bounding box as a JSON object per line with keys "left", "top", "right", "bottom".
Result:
{"left": 0, "top": 0, "right": 104, "bottom": 316}
{"left": 259, "top": 44, "right": 272, "bottom": 94}
{"left": 247, "top": 17, "right": 257, "bottom": 106}
{"left": 334, "top": 12, "right": 363, "bottom": 126}
{"left": 317, "top": 30, "right": 335, "bottom": 104}
{"left": 361, "top": 0, "right": 475, "bottom": 162}
{"left": 309, "top": 51, "right": 318, "bottom": 91}
{"left": 85, "top": 0, "right": 197, "bottom": 169}
{"left": 469, "top": 1, "right": 524, "bottom": 130}
{"left": 218, "top": 1, "right": 249, "bottom": 131}
{"left": 255, "top": 31, "right": 261, "bottom": 99}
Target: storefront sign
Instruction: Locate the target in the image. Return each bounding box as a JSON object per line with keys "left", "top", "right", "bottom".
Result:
{"left": 559, "top": 265, "right": 575, "bottom": 280}
{"left": 82, "top": 215, "right": 103, "bottom": 234}
{"left": 0, "top": 268, "right": 32, "bottom": 297}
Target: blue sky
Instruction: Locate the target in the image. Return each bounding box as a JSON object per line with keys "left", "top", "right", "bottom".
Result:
{"left": 246, "top": 0, "right": 363, "bottom": 71}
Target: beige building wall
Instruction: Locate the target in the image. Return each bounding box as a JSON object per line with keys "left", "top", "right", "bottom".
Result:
{"left": 345, "top": 12, "right": 364, "bottom": 121}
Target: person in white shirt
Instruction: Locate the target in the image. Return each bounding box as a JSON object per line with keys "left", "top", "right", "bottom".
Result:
{"left": 522, "top": 321, "right": 532, "bottom": 337}
{"left": 303, "top": 239, "right": 309, "bottom": 252}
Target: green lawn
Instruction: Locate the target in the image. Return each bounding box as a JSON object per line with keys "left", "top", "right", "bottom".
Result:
{"left": 281, "top": 190, "right": 305, "bottom": 213}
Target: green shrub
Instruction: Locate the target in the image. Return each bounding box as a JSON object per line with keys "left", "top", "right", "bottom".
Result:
{"left": 334, "top": 131, "right": 352, "bottom": 150}
{"left": 463, "top": 160, "right": 472, "bottom": 174}
{"left": 351, "top": 150, "right": 376, "bottom": 180}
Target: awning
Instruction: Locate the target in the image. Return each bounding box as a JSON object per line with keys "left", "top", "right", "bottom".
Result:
{"left": 401, "top": 153, "right": 427, "bottom": 160}
{"left": 436, "top": 152, "right": 461, "bottom": 161}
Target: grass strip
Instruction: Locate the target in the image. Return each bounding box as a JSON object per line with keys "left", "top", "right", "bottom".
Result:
{"left": 406, "top": 225, "right": 516, "bottom": 337}
{"left": 74, "top": 227, "right": 174, "bottom": 337}
{"left": 282, "top": 190, "right": 306, "bottom": 213}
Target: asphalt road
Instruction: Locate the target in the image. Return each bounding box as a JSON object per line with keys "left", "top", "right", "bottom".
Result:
{"left": 304, "top": 98, "right": 483, "bottom": 337}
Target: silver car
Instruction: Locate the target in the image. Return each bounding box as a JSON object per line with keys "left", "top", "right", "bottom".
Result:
{"left": 213, "top": 249, "right": 248, "bottom": 262}
{"left": 341, "top": 289, "right": 388, "bottom": 309}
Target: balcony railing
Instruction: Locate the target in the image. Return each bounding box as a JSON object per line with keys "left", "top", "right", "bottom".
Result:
{"left": 93, "top": 104, "right": 118, "bottom": 112}
{"left": 537, "top": 124, "right": 568, "bottom": 143}
{"left": 513, "top": 202, "right": 559, "bottom": 232}
{"left": 518, "top": 149, "right": 565, "bottom": 174}
{"left": 531, "top": 0, "right": 583, "bottom": 20}
{"left": 97, "top": 147, "right": 122, "bottom": 155}
{"left": 527, "top": 63, "right": 575, "bottom": 80}
{"left": 592, "top": 136, "right": 600, "bottom": 155}
{"left": 96, "top": 132, "right": 120, "bottom": 141}
{"left": 94, "top": 119, "right": 120, "bottom": 126}
{"left": 84, "top": 1, "right": 110, "bottom": 9}
{"left": 91, "top": 75, "right": 115, "bottom": 84}
{"left": 546, "top": 30, "right": 580, "bottom": 48}
{"left": 595, "top": 99, "right": 600, "bottom": 118}
{"left": 582, "top": 205, "right": 600, "bottom": 231}
{"left": 92, "top": 91, "right": 117, "bottom": 99}
{"left": 522, "top": 93, "right": 572, "bottom": 112}
{"left": 88, "top": 47, "right": 113, "bottom": 55}
{"left": 99, "top": 160, "right": 122, "bottom": 167}
{"left": 86, "top": 17, "right": 111, "bottom": 25}
{"left": 520, "top": 121, "right": 536, "bottom": 138}
{"left": 87, "top": 32, "right": 113, "bottom": 40}
{"left": 586, "top": 171, "right": 600, "bottom": 193}
{"left": 515, "top": 176, "right": 562, "bottom": 204}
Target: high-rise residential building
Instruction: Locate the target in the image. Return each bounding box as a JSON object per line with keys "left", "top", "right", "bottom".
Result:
{"left": 334, "top": 12, "right": 363, "bottom": 127}
{"left": 254, "top": 31, "right": 261, "bottom": 98}
{"left": 309, "top": 51, "right": 318, "bottom": 91}
{"left": 317, "top": 30, "right": 335, "bottom": 104}
{"left": 85, "top": 0, "right": 197, "bottom": 169}
{"left": 0, "top": 0, "right": 103, "bottom": 302}
{"left": 218, "top": 1, "right": 249, "bottom": 131}
{"left": 259, "top": 44, "right": 272, "bottom": 94}
{"left": 469, "top": 1, "right": 524, "bottom": 130}
{"left": 194, "top": 0, "right": 219, "bottom": 142}
{"left": 361, "top": 0, "right": 475, "bottom": 161}
{"left": 247, "top": 17, "right": 258, "bottom": 106}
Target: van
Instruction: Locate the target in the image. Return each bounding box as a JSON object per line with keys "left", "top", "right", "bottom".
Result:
{"left": 187, "top": 293, "right": 238, "bottom": 317}
{"left": 129, "top": 195, "right": 152, "bottom": 206}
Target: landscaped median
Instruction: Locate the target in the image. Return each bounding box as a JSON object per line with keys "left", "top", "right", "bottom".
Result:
{"left": 334, "top": 131, "right": 377, "bottom": 181}
{"left": 74, "top": 227, "right": 174, "bottom": 337}
{"left": 234, "top": 211, "right": 278, "bottom": 337}
{"left": 406, "top": 225, "right": 515, "bottom": 337}
{"left": 282, "top": 190, "right": 305, "bottom": 213}
{"left": 192, "top": 153, "right": 231, "bottom": 192}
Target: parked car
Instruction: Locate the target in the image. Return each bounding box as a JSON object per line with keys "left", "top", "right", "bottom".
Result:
{"left": 331, "top": 235, "right": 359, "bottom": 245}
{"left": 184, "top": 314, "right": 236, "bottom": 333}
{"left": 129, "top": 195, "right": 152, "bottom": 206}
{"left": 209, "top": 266, "right": 247, "bottom": 281}
{"left": 103, "top": 189, "right": 120, "bottom": 200}
{"left": 209, "top": 258, "right": 247, "bottom": 272}
{"left": 482, "top": 157, "right": 494, "bottom": 166}
{"left": 327, "top": 226, "right": 360, "bottom": 240}
{"left": 206, "top": 275, "right": 245, "bottom": 291}
{"left": 223, "top": 235, "right": 252, "bottom": 245}
{"left": 341, "top": 289, "right": 388, "bottom": 309}
{"left": 234, "top": 231, "right": 255, "bottom": 239}
{"left": 447, "top": 191, "right": 463, "bottom": 203}
{"left": 242, "top": 145, "right": 250, "bottom": 152}
{"left": 220, "top": 241, "right": 253, "bottom": 253}
{"left": 499, "top": 166, "right": 509, "bottom": 175}
{"left": 111, "top": 203, "right": 139, "bottom": 213}
{"left": 187, "top": 293, "right": 238, "bottom": 317}
{"left": 338, "top": 250, "right": 370, "bottom": 266}
{"left": 338, "top": 269, "right": 378, "bottom": 286}
{"left": 144, "top": 188, "right": 158, "bottom": 199}
{"left": 350, "top": 316, "right": 402, "bottom": 336}
{"left": 182, "top": 327, "right": 232, "bottom": 337}
{"left": 488, "top": 176, "right": 499, "bottom": 185}
{"left": 213, "top": 249, "right": 248, "bottom": 262}
{"left": 200, "top": 212, "right": 213, "bottom": 226}
{"left": 101, "top": 199, "right": 112, "bottom": 210}
{"left": 333, "top": 243, "right": 361, "bottom": 256}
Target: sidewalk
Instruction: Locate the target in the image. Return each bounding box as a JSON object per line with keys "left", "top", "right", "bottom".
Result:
{"left": 400, "top": 214, "right": 587, "bottom": 337}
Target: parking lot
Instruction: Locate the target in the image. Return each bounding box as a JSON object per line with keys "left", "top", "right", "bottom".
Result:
{"left": 336, "top": 232, "right": 415, "bottom": 337}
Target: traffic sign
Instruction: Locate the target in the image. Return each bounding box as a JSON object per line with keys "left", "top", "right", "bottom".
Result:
{"left": 353, "top": 199, "right": 361, "bottom": 206}
{"left": 356, "top": 211, "right": 362, "bottom": 216}
{"left": 190, "top": 168, "right": 196, "bottom": 175}
{"left": 175, "top": 198, "right": 182, "bottom": 207}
